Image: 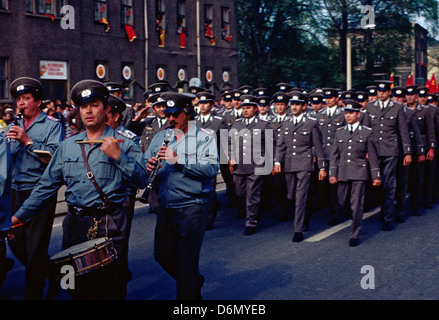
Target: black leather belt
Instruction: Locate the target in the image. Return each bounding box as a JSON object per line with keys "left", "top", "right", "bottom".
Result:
{"left": 68, "top": 203, "right": 120, "bottom": 217}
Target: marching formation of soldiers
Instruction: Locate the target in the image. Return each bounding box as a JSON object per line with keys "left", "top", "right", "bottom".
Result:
{"left": 1, "top": 75, "right": 439, "bottom": 300}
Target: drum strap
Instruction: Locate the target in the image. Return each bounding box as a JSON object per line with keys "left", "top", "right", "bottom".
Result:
{"left": 80, "top": 144, "right": 110, "bottom": 207}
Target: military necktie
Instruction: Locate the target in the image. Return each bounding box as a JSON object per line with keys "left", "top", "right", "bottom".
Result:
{"left": 349, "top": 125, "right": 353, "bottom": 134}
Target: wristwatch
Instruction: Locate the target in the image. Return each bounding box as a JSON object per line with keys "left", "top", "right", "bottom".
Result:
{"left": 26, "top": 140, "right": 34, "bottom": 147}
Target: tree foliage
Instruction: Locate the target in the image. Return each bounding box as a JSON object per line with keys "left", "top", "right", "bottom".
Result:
{"left": 237, "top": 0, "right": 439, "bottom": 91}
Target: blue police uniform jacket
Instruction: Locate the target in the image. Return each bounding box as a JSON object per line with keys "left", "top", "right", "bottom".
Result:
{"left": 0, "top": 135, "right": 12, "bottom": 231}
{"left": 144, "top": 121, "right": 220, "bottom": 209}
{"left": 6, "top": 112, "right": 65, "bottom": 191}
{"left": 14, "top": 125, "right": 148, "bottom": 223}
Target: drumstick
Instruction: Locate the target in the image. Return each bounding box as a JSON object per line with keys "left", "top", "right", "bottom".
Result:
{"left": 76, "top": 139, "right": 124, "bottom": 144}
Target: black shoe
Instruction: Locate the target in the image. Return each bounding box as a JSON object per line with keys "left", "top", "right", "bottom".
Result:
{"left": 243, "top": 226, "right": 256, "bottom": 235}
{"left": 328, "top": 218, "right": 338, "bottom": 226}
{"left": 349, "top": 238, "right": 361, "bottom": 247}
{"left": 292, "top": 232, "right": 303, "bottom": 242}
{"left": 396, "top": 215, "right": 405, "bottom": 223}
{"left": 381, "top": 222, "right": 393, "bottom": 231}
{"left": 138, "top": 197, "right": 149, "bottom": 204}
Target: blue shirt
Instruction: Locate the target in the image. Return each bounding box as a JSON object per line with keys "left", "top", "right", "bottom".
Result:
{"left": 6, "top": 112, "right": 65, "bottom": 191}
{"left": 144, "top": 122, "right": 220, "bottom": 208}
{"left": 14, "top": 125, "right": 148, "bottom": 223}
{"left": 0, "top": 135, "right": 12, "bottom": 232}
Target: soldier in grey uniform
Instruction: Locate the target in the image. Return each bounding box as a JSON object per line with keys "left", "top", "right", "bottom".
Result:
{"left": 228, "top": 95, "right": 273, "bottom": 235}
{"left": 329, "top": 100, "right": 381, "bottom": 246}
{"left": 273, "top": 91, "right": 326, "bottom": 242}
{"left": 404, "top": 86, "right": 435, "bottom": 214}
{"left": 257, "top": 96, "right": 274, "bottom": 121}
{"left": 393, "top": 87, "right": 424, "bottom": 221}
{"left": 415, "top": 86, "right": 437, "bottom": 209}
{"left": 362, "top": 80, "right": 412, "bottom": 231}
{"left": 315, "top": 88, "right": 346, "bottom": 225}
{"left": 195, "top": 92, "right": 227, "bottom": 230}
{"left": 269, "top": 92, "right": 291, "bottom": 220}
{"left": 223, "top": 90, "right": 244, "bottom": 129}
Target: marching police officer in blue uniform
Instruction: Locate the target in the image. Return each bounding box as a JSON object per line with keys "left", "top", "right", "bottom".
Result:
{"left": 6, "top": 77, "right": 65, "bottom": 299}
{"left": 11, "top": 80, "right": 148, "bottom": 299}
{"left": 0, "top": 134, "right": 13, "bottom": 288}
{"left": 144, "top": 92, "right": 219, "bottom": 300}
{"left": 329, "top": 100, "right": 381, "bottom": 246}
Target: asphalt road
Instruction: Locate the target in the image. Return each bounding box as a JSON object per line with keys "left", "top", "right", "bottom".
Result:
{"left": 2, "top": 183, "right": 439, "bottom": 301}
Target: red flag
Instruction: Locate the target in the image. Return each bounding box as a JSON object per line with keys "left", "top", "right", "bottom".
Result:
{"left": 179, "top": 32, "right": 186, "bottom": 49}
{"left": 125, "top": 25, "right": 137, "bottom": 42}
{"left": 99, "top": 18, "right": 110, "bottom": 32}
{"left": 390, "top": 73, "right": 394, "bottom": 88}
{"left": 406, "top": 73, "right": 414, "bottom": 86}
{"left": 429, "top": 73, "right": 438, "bottom": 93}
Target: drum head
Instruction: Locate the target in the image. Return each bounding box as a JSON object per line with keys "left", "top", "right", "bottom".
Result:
{"left": 50, "top": 238, "right": 109, "bottom": 261}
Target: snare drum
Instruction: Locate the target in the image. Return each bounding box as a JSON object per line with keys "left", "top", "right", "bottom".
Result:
{"left": 49, "top": 237, "right": 118, "bottom": 279}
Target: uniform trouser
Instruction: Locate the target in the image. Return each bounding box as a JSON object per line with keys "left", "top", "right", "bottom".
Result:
{"left": 220, "top": 164, "right": 236, "bottom": 204}
{"left": 285, "top": 171, "right": 311, "bottom": 233}
{"left": 407, "top": 157, "right": 425, "bottom": 210}
{"left": 337, "top": 180, "right": 365, "bottom": 239}
{"left": 270, "top": 172, "right": 288, "bottom": 217}
{"left": 320, "top": 162, "right": 340, "bottom": 219}
{"left": 379, "top": 156, "right": 398, "bottom": 223}
{"left": 8, "top": 189, "right": 56, "bottom": 300}
{"left": 121, "top": 192, "right": 136, "bottom": 281}
{"left": 233, "top": 174, "right": 264, "bottom": 227}
{"left": 61, "top": 206, "right": 128, "bottom": 300}
{"left": 206, "top": 176, "right": 218, "bottom": 227}
{"left": 425, "top": 157, "right": 436, "bottom": 205}
{"left": 434, "top": 148, "right": 439, "bottom": 201}
{"left": 0, "top": 240, "right": 7, "bottom": 288}
{"left": 154, "top": 202, "right": 208, "bottom": 300}
{"left": 148, "top": 187, "right": 159, "bottom": 213}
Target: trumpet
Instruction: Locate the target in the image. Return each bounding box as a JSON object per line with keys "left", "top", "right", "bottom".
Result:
{"left": 146, "top": 125, "right": 175, "bottom": 190}
{"left": 6, "top": 112, "right": 23, "bottom": 144}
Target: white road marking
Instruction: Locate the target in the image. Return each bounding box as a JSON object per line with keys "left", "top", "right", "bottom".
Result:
{"left": 304, "top": 207, "right": 380, "bottom": 242}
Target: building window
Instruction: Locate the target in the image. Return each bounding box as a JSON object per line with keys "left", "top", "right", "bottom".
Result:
{"left": 38, "top": 0, "right": 55, "bottom": 15}
{"left": 221, "top": 7, "right": 232, "bottom": 43}
{"left": 121, "top": 0, "right": 133, "bottom": 26}
{"left": 0, "top": 57, "right": 9, "bottom": 100}
{"left": 204, "top": 5, "right": 215, "bottom": 45}
{"left": 156, "top": 0, "right": 166, "bottom": 47}
{"left": 25, "top": 0, "right": 67, "bottom": 17}
{"left": 177, "top": 0, "right": 186, "bottom": 48}
{"left": 94, "top": 0, "right": 107, "bottom": 22}
{"left": 0, "top": 0, "right": 8, "bottom": 11}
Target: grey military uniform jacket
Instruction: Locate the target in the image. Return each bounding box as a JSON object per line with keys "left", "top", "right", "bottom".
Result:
{"left": 195, "top": 114, "right": 228, "bottom": 160}
{"left": 223, "top": 109, "right": 243, "bottom": 129}
{"left": 407, "top": 103, "right": 436, "bottom": 151}
{"left": 362, "top": 99, "right": 411, "bottom": 157}
{"left": 404, "top": 106, "right": 425, "bottom": 155}
{"left": 275, "top": 116, "right": 326, "bottom": 172}
{"left": 128, "top": 116, "right": 168, "bottom": 153}
{"left": 228, "top": 118, "right": 273, "bottom": 176}
{"left": 329, "top": 125, "right": 380, "bottom": 182}
{"left": 271, "top": 115, "right": 290, "bottom": 145}
{"left": 315, "top": 107, "right": 346, "bottom": 160}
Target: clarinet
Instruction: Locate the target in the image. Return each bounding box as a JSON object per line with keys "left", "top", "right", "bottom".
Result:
{"left": 146, "top": 125, "right": 175, "bottom": 190}
{"left": 6, "top": 112, "right": 23, "bottom": 144}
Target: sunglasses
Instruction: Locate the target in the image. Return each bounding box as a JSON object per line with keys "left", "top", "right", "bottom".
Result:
{"left": 165, "top": 110, "right": 184, "bottom": 118}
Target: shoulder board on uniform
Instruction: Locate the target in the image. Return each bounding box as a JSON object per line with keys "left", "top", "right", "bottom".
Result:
{"left": 146, "top": 115, "right": 156, "bottom": 119}
{"left": 47, "top": 115, "right": 60, "bottom": 122}
{"left": 65, "top": 130, "right": 81, "bottom": 139}
{"left": 200, "top": 127, "right": 215, "bottom": 136}
{"left": 307, "top": 116, "right": 316, "bottom": 121}
{"left": 362, "top": 126, "right": 372, "bottom": 130}
{"left": 421, "top": 104, "right": 429, "bottom": 109}
{"left": 214, "top": 116, "right": 223, "bottom": 120}
{"left": 117, "top": 129, "right": 137, "bottom": 140}
{"left": 336, "top": 127, "right": 344, "bottom": 131}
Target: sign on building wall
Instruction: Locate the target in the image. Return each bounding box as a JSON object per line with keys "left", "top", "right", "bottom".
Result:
{"left": 40, "top": 60, "right": 68, "bottom": 80}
